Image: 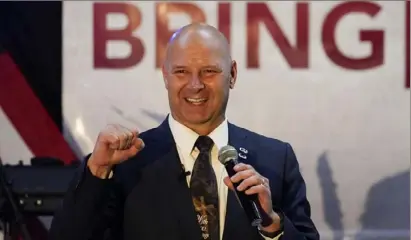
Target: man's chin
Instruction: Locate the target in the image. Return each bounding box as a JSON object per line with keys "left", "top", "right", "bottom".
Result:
{"left": 181, "top": 113, "right": 212, "bottom": 125}
{"left": 185, "top": 117, "right": 211, "bottom": 125}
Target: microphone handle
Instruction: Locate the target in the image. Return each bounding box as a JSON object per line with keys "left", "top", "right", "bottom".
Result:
{"left": 224, "top": 159, "right": 263, "bottom": 227}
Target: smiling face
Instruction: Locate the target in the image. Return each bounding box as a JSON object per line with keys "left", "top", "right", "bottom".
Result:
{"left": 162, "top": 25, "right": 237, "bottom": 135}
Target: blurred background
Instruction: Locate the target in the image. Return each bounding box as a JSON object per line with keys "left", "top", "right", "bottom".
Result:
{"left": 0, "top": 1, "right": 409, "bottom": 239}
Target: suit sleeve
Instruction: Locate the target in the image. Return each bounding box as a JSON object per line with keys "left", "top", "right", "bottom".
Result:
{"left": 281, "top": 143, "right": 320, "bottom": 240}
{"left": 49, "top": 159, "right": 124, "bottom": 240}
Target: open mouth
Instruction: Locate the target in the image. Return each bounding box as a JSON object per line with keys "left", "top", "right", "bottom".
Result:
{"left": 185, "top": 98, "right": 208, "bottom": 105}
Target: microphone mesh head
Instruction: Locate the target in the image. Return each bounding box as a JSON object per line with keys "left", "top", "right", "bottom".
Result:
{"left": 218, "top": 145, "right": 238, "bottom": 164}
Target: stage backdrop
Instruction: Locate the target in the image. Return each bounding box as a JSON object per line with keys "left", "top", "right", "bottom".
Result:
{"left": 62, "top": 1, "right": 410, "bottom": 239}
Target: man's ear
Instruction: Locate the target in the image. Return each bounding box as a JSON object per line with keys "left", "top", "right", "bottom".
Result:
{"left": 229, "top": 60, "right": 237, "bottom": 89}
{"left": 162, "top": 65, "right": 169, "bottom": 89}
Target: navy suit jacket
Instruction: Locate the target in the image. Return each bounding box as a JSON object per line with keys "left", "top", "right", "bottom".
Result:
{"left": 49, "top": 119, "right": 319, "bottom": 240}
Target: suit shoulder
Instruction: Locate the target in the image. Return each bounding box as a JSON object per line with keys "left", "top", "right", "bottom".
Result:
{"left": 231, "top": 124, "right": 290, "bottom": 151}
{"left": 137, "top": 126, "right": 159, "bottom": 141}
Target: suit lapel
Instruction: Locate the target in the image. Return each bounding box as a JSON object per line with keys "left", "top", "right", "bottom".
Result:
{"left": 223, "top": 123, "right": 262, "bottom": 240}
{"left": 149, "top": 120, "right": 261, "bottom": 239}
{"left": 150, "top": 118, "right": 202, "bottom": 240}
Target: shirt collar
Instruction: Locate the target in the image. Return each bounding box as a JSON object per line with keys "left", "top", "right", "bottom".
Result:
{"left": 168, "top": 114, "right": 228, "bottom": 156}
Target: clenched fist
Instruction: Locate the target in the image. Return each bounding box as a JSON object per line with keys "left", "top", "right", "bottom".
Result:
{"left": 87, "top": 124, "right": 145, "bottom": 178}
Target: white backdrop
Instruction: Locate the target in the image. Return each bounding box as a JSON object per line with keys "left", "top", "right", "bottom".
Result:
{"left": 61, "top": 1, "right": 410, "bottom": 239}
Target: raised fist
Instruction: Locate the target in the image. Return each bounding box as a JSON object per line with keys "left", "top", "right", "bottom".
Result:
{"left": 87, "top": 124, "right": 145, "bottom": 178}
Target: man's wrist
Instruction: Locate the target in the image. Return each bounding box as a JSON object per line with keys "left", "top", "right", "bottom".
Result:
{"left": 87, "top": 158, "right": 113, "bottom": 179}
{"left": 260, "top": 211, "right": 282, "bottom": 232}
{"left": 259, "top": 210, "right": 284, "bottom": 237}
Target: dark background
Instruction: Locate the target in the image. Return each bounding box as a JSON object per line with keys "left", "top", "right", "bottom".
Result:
{"left": 0, "top": 2, "right": 62, "bottom": 239}
{"left": 0, "top": 1, "right": 62, "bottom": 130}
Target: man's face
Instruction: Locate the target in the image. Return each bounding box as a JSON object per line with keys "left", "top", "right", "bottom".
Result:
{"left": 163, "top": 40, "right": 236, "bottom": 128}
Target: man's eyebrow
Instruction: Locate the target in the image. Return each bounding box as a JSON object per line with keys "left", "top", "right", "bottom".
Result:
{"left": 203, "top": 64, "right": 222, "bottom": 70}
{"left": 171, "top": 65, "right": 187, "bottom": 69}
{"left": 171, "top": 65, "right": 223, "bottom": 69}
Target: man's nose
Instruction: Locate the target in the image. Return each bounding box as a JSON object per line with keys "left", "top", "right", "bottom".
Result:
{"left": 188, "top": 75, "right": 204, "bottom": 90}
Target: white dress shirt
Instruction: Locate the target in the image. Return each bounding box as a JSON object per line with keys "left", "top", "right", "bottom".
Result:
{"left": 168, "top": 115, "right": 281, "bottom": 240}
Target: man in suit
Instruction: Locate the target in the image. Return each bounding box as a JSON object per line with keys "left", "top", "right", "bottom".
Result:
{"left": 49, "top": 23, "right": 319, "bottom": 240}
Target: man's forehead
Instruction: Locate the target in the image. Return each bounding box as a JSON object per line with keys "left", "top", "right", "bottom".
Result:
{"left": 165, "top": 24, "right": 231, "bottom": 69}
{"left": 171, "top": 39, "right": 224, "bottom": 56}
{"left": 168, "top": 43, "right": 227, "bottom": 67}
{"left": 169, "top": 56, "right": 224, "bottom": 69}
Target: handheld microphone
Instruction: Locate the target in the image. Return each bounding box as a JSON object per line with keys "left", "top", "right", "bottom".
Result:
{"left": 218, "top": 146, "right": 263, "bottom": 227}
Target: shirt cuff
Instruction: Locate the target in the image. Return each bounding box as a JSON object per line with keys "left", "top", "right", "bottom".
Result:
{"left": 106, "top": 170, "right": 114, "bottom": 179}
{"left": 260, "top": 231, "right": 283, "bottom": 240}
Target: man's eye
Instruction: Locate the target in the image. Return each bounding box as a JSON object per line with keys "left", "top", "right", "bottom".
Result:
{"left": 204, "top": 69, "right": 217, "bottom": 73}
{"left": 174, "top": 69, "right": 186, "bottom": 74}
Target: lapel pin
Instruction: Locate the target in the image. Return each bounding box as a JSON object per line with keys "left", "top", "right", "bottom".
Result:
{"left": 238, "top": 147, "right": 248, "bottom": 160}
{"left": 239, "top": 147, "right": 248, "bottom": 154}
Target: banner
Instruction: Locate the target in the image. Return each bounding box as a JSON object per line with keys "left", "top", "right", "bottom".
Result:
{"left": 62, "top": 1, "right": 410, "bottom": 238}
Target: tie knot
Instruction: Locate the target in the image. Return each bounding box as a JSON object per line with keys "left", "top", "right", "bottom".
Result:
{"left": 194, "top": 136, "right": 214, "bottom": 153}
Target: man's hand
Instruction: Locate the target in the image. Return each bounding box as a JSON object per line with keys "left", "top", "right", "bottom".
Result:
{"left": 223, "top": 163, "right": 282, "bottom": 233}
{"left": 87, "top": 124, "right": 145, "bottom": 179}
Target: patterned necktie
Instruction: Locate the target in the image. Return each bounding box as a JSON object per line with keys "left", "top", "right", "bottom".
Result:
{"left": 190, "top": 136, "right": 219, "bottom": 240}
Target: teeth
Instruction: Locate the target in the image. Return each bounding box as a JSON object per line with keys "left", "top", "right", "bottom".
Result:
{"left": 186, "top": 98, "right": 206, "bottom": 103}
